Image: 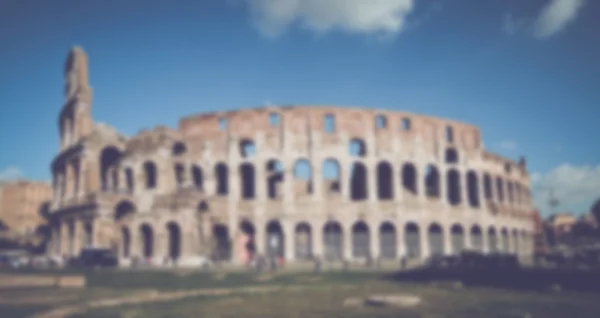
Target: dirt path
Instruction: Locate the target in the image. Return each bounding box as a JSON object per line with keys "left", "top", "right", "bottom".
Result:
{"left": 31, "top": 285, "right": 301, "bottom": 318}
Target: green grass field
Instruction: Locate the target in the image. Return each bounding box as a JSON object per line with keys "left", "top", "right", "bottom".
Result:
{"left": 1, "top": 269, "right": 599, "bottom": 318}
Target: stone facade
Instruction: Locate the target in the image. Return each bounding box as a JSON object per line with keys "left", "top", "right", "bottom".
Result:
{"left": 47, "top": 47, "right": 536, "bottom": 266}
{"left": 0, "top": 180, "right": 52, "bottom": 237}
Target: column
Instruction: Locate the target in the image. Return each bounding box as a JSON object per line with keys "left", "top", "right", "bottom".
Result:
{"left": 312, "top": 165, "right": 323, "bottom": 201}
{"left": 255, "top": 160, "right": 267, "bottom": 201}
{"left": 313, "top": 221, "right": 324, "bottom": 258}
{"left": 460, "top": 169, "right": 469, "bottom": 208}
{"left": 369, "top": 221, "right": 380, "bottom": 259}
{"left": 342, "top": 225, "right": 352, "bottom": 260}
{"left": 367, "top": 160, "right": 378, "bottom": 202}
{"left": 443, "top": 226, "right": 452, "bottom": 255}
{"left": 255, "top": 220, "right": 266, "bottom": 256}
{"left": 341, "top": 158, "right": 351, "bottom": 202}
{"left": 419, "top": 225, "right": 430, "bottom": 259}
{"left": 476, "top": 171, "right": 486, "bottom": 210}
{"left": 283, "top": 222, "right": 295, "bottom": 262}
{"left": 396, "top": 222, "right": 405, "bottom": 258}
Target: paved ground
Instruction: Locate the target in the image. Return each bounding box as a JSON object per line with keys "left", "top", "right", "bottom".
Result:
{"left": 1, "top": 269, "right": 599, "bottom": 318}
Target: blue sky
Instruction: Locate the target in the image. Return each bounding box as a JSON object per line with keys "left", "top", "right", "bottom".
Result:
{"left": 0, "top": 0, "right": 598, "bottom": 216}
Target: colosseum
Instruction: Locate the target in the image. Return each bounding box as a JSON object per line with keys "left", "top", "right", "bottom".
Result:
{"left": 46, "top": 47, "right": 536, "bottom": 267}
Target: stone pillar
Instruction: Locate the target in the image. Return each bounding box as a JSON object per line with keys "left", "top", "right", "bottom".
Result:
{"left": 255, "top": 220, "right": 266, "bottom": 255}
{"left": 369, "top": 221, "right": 380, "bottom": 259}
{"left": 393, "top": 165, "right": 403, "bottom": 202}
{"left": 283, "top": 167, "right": 295, "bottom": 203}
{"left": 396, "top": 223, "right": 405, "bottom": 258}
{"left": 255, "top": 160, "right": 267, "bottom": 201}
{"left": 312, "top": 166, "right": 323, "bottom": 202}
{"left": 438, "top": 167, "right": 448, "bottom": 208}
{"left": 417, "top": 162, "right": 427, "bottom": 203}
{"left": 420, "top": 225, "right": 430, "bottom": 259}
{"left": 443, "top": 226, "right": 452, "bottom": 255}
{"left": 313, "top": 222, "right": 324, "bottom": 258}
{"left": 342, "top": 225, "right": 352, "bottom": 260}
{"left": 367, "top": 160, "right": 378, "bottom": 202}
{"left": 283, "top": 222, "right": 295, "bottom": 262}
{"left": 341, "top": 158, "right": 351, "bottom": 203}
{"left": 481, "top": 228, "right": 489, "bottom": 253}
{"left": 459, "top": 168, "right": 469, "bottom": 208}
{"left": 476, "top": 171, "right": 486, "bottom": 210}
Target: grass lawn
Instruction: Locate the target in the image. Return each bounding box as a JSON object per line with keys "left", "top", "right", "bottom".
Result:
{"left": 1, "top": 269, "right": 600, "bottom": 318}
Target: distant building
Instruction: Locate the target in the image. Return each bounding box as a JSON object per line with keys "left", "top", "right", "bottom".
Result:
{"left": 0, "top": 180, "right": 52, "bottom": 239}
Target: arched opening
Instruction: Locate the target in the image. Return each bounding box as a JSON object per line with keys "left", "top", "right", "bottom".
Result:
{"left": 496, "top": 177, "right": 504, "bottom": 203}
{"left": 192, "top": 165, "right": 203, "bottom": 191}
{"left": 377, "top": 161, "right": 393, "bottom": 200}
{"left": 167, "top": 222, "right": 181, "bottom": 261}
{"left": 266, "top": 159, "right": 284, "bottom": 199}
{"left": 212, "top": 224, "right": 230, "bottom": 261}
{"left": 501, "top": 228, "right": 509, "bottom": 253}
{"left": 295, "top": 222, "right": 312, "bottom": 260}
{"left": 450, "top": 224, "right": 465, "bottom": 254}
{"left": 446, "top": 126, "right": 454, "bottom": 143}
{"left": 425, "top": 165, "right": 440, "bottom": 198}
{"left": 404, "top": 222, "right": 421, "bottom": 258}
{"left": 351, "top": 221, "right": 370, "bottom": 259}
{"left": 447, "top": 169, "right": 461, "bottom": 206}
{"left": 143, "top": 161, "right": 157, "bottom": 189}
{"left": 215, "top": 163, "right": 229, "bottom": 195}
{"left": 323, "top": 114, "right": 336, "bottom": 133}
{"left": 401, "top": 117, "right": 411, "bottom": 130}
{"left": 121, "top": 227, "right": 130, "bottom": 258}
{"left": 266, "top": 220, "right": 285, "bottom": 259}
{"left": 125, "top": 168, "right": 134, "bottom": 193}
{"left": 140, "top": 224, "right": 153, "bottom": 259}
{"left": 483, "top": 173, "right": 493, "bottom": 201}
{"left": 470, "top": 225, "right": 483, "bottom": 252}
{"left": 323, "top": 221, "right": 343, "bottom": 261}
{"left": 174, "top": 163, "right": 185, "bottom": 189}
{"left": 467, "top": 170, "right": 480, "bottom": 208}
{"left": 114, "top": 200, "right": 136, "bottom": 222}
{"left": 239, "top": 139, "right": 256, "bottom": 158}
{"left": 428, "top": 223, "right": 444, "bottom": 256}
{"left": 488, "top": 227, "right": 498, "bottom": 253}
{"left": 350, "top": 162, "right": 368, "bottom": 201}
{"left": 402, "top": 163, "right": 418, "bottom": 195}
{"left": 445, "top": 147, "right": 458, "bottom": 164}
{"left": 240, "top": 163, "right": 255, "bottom": 199}
{"left": 99, "top": 146, "right": 121, "bottom": 192}
{"left": 239, "top": 221, "right": 255, "bottom": 264}
{"left": 293, "top": 159, "right": 313, "bottom": 196}
{"left": 348, "top": 138, "right": 367, "bottom": 157}
{"left": 322, "top": 158, "right": 341, "bottom": 195}
{"left": 269, "top": 112, "right": 280, "bottom": 127}
{"left": 379, "top": 222, "right": 396, "bottom": 260}
{"left": 375, "top": 114, "right": 387, "bottom": 129}
{"left": 172, "top": 142, "right": 187, "bottom": 156}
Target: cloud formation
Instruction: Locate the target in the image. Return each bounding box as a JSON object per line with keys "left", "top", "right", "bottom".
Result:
{"left": 531, "top": 163, "right": 600, "bottom": 214}
{"left": 0, "top": 166, "right": 24, "bottom": 182}
{"left": 533, "top": 0, "right": 585, "bottom": 38}
{"left": 243, "top": 0, "right": 415, "bottom": 38}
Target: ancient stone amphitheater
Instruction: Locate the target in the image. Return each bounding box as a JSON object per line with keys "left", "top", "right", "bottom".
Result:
{"left": 48, "top": 47, "right": 535, "bottom": 267}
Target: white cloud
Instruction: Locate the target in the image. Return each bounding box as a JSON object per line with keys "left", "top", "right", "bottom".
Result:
{"left": 242, "top": 0, "right": 415, "bottom": 38}
{"left": 0, "top": 166, "right": 24, "bottom": 182}
{"left": 533, "top": 0, "right": 585, "bottom": 39}
{"left": 531, "top": 163, "right": 600, "bottom": 215}
{"left": 498, "top": 140, "right": 518, "bottom": 151}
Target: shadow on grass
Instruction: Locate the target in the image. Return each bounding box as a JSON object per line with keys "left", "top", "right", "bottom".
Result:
{"left": 386, "top": 267, "right": 600, "bottom": 293}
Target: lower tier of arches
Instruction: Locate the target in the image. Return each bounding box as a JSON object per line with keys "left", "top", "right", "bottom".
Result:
{"left": 48, "top": 216, "right": 536, "bottom": 267}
